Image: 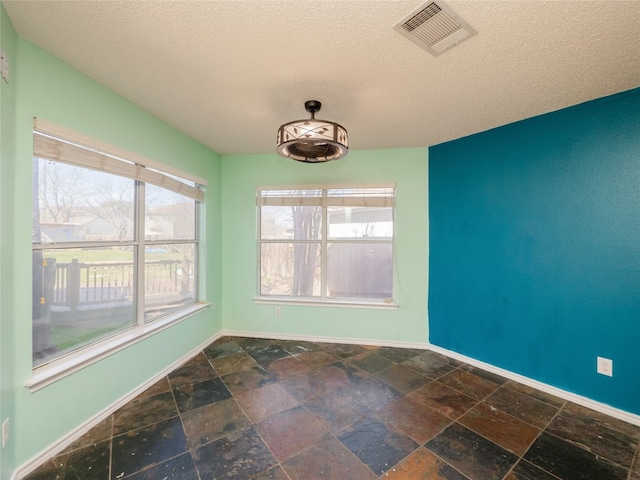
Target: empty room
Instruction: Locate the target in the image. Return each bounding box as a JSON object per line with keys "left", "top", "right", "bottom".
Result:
{"left": 0, "top": 1, "right": 639, "bottom": 479}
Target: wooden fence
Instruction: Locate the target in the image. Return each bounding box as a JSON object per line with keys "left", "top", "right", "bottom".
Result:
{"left": 41, "top": 257, "right": 194, "bottom": 323}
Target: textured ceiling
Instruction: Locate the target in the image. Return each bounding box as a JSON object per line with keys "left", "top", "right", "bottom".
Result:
{"left": 3, "top": 0, "right": 640, "bottom": 155}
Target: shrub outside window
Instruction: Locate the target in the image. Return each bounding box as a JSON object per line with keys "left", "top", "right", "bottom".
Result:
{"left": 257, "top": 185, "right": 395, "bottom": 303}
{"left": 31, "top": 119, "right": 205, "bottom": 368}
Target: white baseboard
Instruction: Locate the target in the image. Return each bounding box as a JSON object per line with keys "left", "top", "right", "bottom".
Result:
{"left": 426, "top": 343, "right": 640, "bottom": 428}
{"left": 13, "top": 332, "right": 223, "bottom": 480}
{"left": 221, "top": 329, "right": 432, "bottom": 350}
{"left": 225, "top": 329, "right": 640, "bottom": 427}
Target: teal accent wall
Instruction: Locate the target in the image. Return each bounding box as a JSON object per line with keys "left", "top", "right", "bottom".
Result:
{"left": 0, "top": 4, "right": 18, "bottom": 477}
{"left": 221, "top": 149, "right": 429, "bottom": 344}
{"left": 2, "top": 35, "right": 222, "bottom": 472}
{"left": 429, "top": 88, "right": 640, "bottom": 414}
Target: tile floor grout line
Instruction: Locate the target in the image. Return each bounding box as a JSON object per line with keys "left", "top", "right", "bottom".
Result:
{"left": 171, "top": 370, "right": 204, "bottom": 480}
{"left": 542, "top": 426, "right": 636, "bottom": 473}
{"left": 114, "top": 375, "right": 197, "bottom": 480}
{"left": 108, "top": 415, "right": 114, "bottom": 480}
{"left": 419, "top": 442, "right": 474, "bottom": 480}
{"left": 502, "top": 380, "right": 566, "bottom": 409}
{"left": 202, "top": 339, "right": 288, "bottom": 478}
{"left": 455, "top": 401, "right": 536, "bottom": 461}
{"left": 374, "top": 412, "right": 457, "bottom": 478}
{"left": 362, "top": 353, "right": 551, "bottom": 480}
{"left": 512, "top": 397, "right": 569, "bottom": 480}
{"left": 627, "top": 446, "right": 639, "bottom": 480}
{"left": 320, "top": 412, "right": 392, "bottom": 479}
{"left": 408, "top": 377, "right": 482, "bottom": 423}
{"left": 486, "top": 383, "right": 564, "bottom": 430}
{"left": 224, "top": 370, "right": 284, "bottom": 479}
{"left": 499, "top": 457, "right": 563, "bottom": 480}
{"left": 229, "top": 340, "right": 304, "bottom": 479}
{"left": 491, "top": 381, "right": 566, "bottom": 480}
{"left": 275, "top": 346, "right": 405, "bottom": 478}
{"left": 457, "top": 379, "right": 552, "bottom": 453}
{"left": 277, "top": 413, "right": 362, "bottom": 479}
{"left": 347, "top": 351, "right": 456, "bottom": 478}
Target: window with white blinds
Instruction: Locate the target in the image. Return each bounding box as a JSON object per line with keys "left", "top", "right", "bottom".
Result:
{"left": 31, "top": 119, "right": 205, "bottom": 370}
{"left": 33, "top": 117, "right": 206, "bottom": 201}
{"left": 257, "top": 184, "right": 395, "bottom": 303}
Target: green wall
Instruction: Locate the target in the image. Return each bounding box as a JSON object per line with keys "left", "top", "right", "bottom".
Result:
{"left": 221, "top": 149, "right": 429, "bottom": 344}
{"left": 3, "top": 34, "right": 222, "bottom": 473}
{"left": 0, "top": 3, "right": 18, "bottom": 478}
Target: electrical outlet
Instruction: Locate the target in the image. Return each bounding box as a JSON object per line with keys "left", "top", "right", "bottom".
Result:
{"left": 2, "top": 418, "right": 9, "bottom": 448}
{"left": 275, "top": 307, "right": 282, "bottom": 317}
{"left": 597, "top": 356, "right": 613, "bottom": 377}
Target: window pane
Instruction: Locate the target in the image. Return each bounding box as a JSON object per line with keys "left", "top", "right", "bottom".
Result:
{"left": 327, "top": 243, "right": 393, "bottom": 299}
{"left": 260, "top": 243, "right": 320, "bottom": 296}
{"left": 261, "top": 206, "right": 322, "bottom": 240}
{"left": 327, "top": 207, "right": 393, "bottom": 240}
{"left": 144, "top": 244, "right": 197, "bottom": 321}
{"left": 32, "top": 247, "right": 136, "bottom": 366}
{"left": 145, "top": 185, "right": 196, "bottom": 241}
{"left": 33, "top": 158, "right": 135, "bottom": 243}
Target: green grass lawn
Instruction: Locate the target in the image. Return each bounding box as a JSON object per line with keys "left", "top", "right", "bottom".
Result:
{"left": 51, "top": 323, "right": 132, "bottom": 351}
{"left": 43, "top": 249, "right": 185, "bottom": 263}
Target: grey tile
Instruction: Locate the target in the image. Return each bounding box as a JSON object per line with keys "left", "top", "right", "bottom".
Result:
{"left": 426, "top": 423, "right": 518, "bottom": 480}
{"left": 524, "top": 432, "right": 629, "bottom": 480}
{"left": 113, "top": 391, "right": 178, "bottom": 435}
{"left": 505, "top": 459, "right": 561, "bottom": 480}
{"left": 173, "top": 377, "right": 232, "bottom": 413}
{"left": 337, "top": 417, "right": 418, "bottom": 475}
{"left": 192, "top": 426, "right": 277, "bottom": 479}
{"left": 486, "top": 386, "right": 559, "bottom": 429}
{"left": 124, "top": 452, "right": 198, "bottom": 480}
{"left": 111, "top": 417, "right": 188, "bottom": 480}
{"left": 546, "top": 404, "right": 639, "bottom": 467}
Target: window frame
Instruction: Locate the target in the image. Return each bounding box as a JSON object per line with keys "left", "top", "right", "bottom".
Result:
{"left": 255, "top": 183, "right": 398, "bottom": 309}
{"left": 28, "top": 119, "right": 209, "bottom": 390}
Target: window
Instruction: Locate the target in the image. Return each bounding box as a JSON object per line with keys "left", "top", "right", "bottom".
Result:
{"left": 31, "top": 119, "right": 206, "bottom": 368}
{"left": 257, "top": 185, "right": 395, "bottom": 304}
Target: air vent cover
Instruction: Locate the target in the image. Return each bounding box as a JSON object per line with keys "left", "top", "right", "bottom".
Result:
{"left": 394, "top": 1, "right": 477, "bottom": 57}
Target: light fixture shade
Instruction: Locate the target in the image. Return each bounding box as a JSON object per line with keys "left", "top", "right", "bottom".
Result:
{"left": 276, "top": 101, "right": 348, "bottom": 163}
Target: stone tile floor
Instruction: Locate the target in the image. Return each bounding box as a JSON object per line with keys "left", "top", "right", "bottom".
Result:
{"left": 23, "top": 336, "right": 640, "bottom": 480}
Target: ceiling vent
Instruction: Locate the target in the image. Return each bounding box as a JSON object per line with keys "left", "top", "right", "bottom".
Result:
{"left": 394, "top": 1, "right": 477, "bottom": 57}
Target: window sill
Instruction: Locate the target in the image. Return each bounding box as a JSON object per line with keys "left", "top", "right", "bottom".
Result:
{"left": 26, "top": 302, "right": 210, "bottom": 393}
{"left": 252, "top": 296, "right": 399, "bottom": 310}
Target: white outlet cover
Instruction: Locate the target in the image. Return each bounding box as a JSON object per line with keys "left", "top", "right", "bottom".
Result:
{"left": 597, "top": 356, "right": 613, "bottom": 377}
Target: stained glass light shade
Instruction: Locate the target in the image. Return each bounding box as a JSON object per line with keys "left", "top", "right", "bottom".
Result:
{"left": 276, "top": 101, "right": 349, "bottom": 163}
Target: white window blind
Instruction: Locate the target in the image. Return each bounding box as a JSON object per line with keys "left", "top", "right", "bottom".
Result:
{"left": 33, "top": 118, "right": 206, "bottom": 202}
{"left": 257, "top": 184, "right": 395, "bottom": 207}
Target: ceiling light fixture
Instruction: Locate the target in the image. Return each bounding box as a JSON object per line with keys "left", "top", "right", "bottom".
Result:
{"left": 276, "top": 100, "right": 348, "bottom": 163}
